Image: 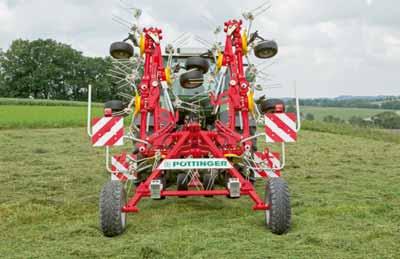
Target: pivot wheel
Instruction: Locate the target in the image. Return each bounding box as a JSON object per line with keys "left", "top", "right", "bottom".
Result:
{"left": 253, "top": 40, "right": 278, "bottom": 59}
{"left": 177, "top": 173, "right": 189, "bottom": 198}
{"left": 258, "top": 98, "right": 285, "bottom": 114}
{"left": 265, "top": 178, "right": 291, "bottom": 234}
{"left": 185, "top": 57, "right": 210, "bottom": 74}
{"left": 104, "top": 100, "right": 125, "bottom": 113}
{"left": 110, "top": 41, "right": 134, "bottom": 59}
{"left": 180, "top": 70, "right": 204, "bottom": 89}
{"left": 99, "top": 181, "right": 127, "bottom": 237}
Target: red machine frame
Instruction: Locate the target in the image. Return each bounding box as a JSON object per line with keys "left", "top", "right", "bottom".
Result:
{"left": 88, "top": 19, "right": 300, "bottom": 215}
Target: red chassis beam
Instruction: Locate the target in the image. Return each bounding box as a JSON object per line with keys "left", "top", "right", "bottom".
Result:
{"left": 123, "top": 124, "right": 269, "bottom": 213}
{"left": 122, "top": 21, "right": 270, "bottom": 213}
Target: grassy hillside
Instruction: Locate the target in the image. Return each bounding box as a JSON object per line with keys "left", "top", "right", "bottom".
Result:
{"left": 0, "top": 128, "right": 399, "bottom": 258}
{"left": 301, "top": 106, "right": 395, "bottom": 121}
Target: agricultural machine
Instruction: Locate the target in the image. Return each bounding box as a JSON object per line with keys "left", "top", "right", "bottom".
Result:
{"left": 87, "top": 4, "right": 300, "bottom": 237}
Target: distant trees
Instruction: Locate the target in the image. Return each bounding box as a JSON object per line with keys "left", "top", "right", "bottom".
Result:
{"left": 0, "top": 39, "right": 118, "bottom": 102}
{"left": 371, "top": 112, "right": 400, "bottom": 129}
{"left": 381, "top": 100, "right": 400, "bottom": 110}
{"left": 300, "top": 97, "right": 400, "bottom": 110}
{"left": 348, "top": 116, "right": 373, "bottom": 127}
{"left": 345, "top": 112, "right": 400, "bottom": 129}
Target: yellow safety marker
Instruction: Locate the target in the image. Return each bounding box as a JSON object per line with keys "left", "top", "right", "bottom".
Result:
{"left": 139, "top": 34, "right": 145, "bottom": 56}
{"left": 165, "top": 66, "right": 172, "bottom": 86}
{"left": 134, "top": 95, "right": 141, "bottom": 115}
{"left": 242, "top": 31, "right": 248, "bottom": 56}
{"left": 217, "top": 52, "right": 223, "bottom": 70}
{"left": 248, "top": 90, "right": 255, "bottom": 113}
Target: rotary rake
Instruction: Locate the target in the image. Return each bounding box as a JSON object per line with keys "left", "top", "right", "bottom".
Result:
{"left": 87, "top": 4, "right": 301, "bottom": 237}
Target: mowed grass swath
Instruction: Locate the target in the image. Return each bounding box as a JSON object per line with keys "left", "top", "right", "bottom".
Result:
{"left": 0, "top": 127, "right": 399, "bottom": 258}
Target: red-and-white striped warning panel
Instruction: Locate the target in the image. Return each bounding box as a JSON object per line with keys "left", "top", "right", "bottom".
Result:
{"left": 111, "top": 153, "right": 136, "bottom": 181}
{"left": 253, "top": 152, "right": 281, "bottom": 178}
{"left": 265, "top": 113, "right": 297, "bottom": 143}
{"left": 92, "top": 117, "right": 124, "bottom": 147}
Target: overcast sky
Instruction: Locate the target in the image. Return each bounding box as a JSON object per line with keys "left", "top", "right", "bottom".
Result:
{"left": 0, "top": 0, "right": 399, "bottom": 98}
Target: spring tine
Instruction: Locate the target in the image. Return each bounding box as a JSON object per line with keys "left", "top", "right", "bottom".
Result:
{"left": 113, "top": 63, "right": 131, "bottom": 75}
{"left": 107, "top": 73, "right": 125, "bottom": 80}
{"left": 175, "top": 35, "right": 191, "bottom": 48}
{"left": 201, "top": 14, "right": 217, "bottom": 31}
{"left": 113, "top": 14, "right": 133, "bottom": 26}
{"left": 195, "top": 35, "right": 213, "bottom": 46}
{"left": 262, "top": 83, "right": 282, "bottom": 89}
{"left": 114, "top": 61, "right": 133, "bottom": 71}
{"left": 119, "top": 0, "right": 136, "bottom": 10}
{"left": 117, "top": 92, "right": 133, "bottom": 100}
{"left": 253, "top": 5, "right": 272, "bottom": 18}
{"left": 194, "top": 37, "right": 212, "bottom": 49}
{"left": 117, "top": 82, "right": 131, "bottom": 90}
{"left": 112, "top": 15, "right": 131, "bottom": 28}
{"left": 111, "top": 58, "right": 133, "bottom": 64}
{"left": 109, "top": 69, "right": 128, "bottom": 77}
{"left": 114, "top": 76, "right": 129, "bottom": 84}
{"left": 172, "top": 32, "right": 189, "bottom": 44}
{"left": 112, "top": 18, "right": 131, "bottom": 29}
{"left": 249, "top": 1, "right": 271, "bottom": 14}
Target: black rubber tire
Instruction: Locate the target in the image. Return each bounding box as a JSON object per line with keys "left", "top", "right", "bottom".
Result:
{"left": 202, "top": 173, "right": 215, "bottom": 197}
{"left": 110, "top": 41, "right": 134, "bottom": 59}
{"left": 177, "top": 173, "right": 188, "bottom": 198}
{"left": 265, "top": 178, "right": 291, "bottom": 235}
{"left": 185, "top": 57, "right": 210, "bottom": 74}
{"left": 180, "top": 70, "right": 204, "bottom": 89}
{"left": 99, "top": 181, "right": 127, "bottom": 237}
{"left": 254, "top": 40, "right": 278, "bottom": 59}
{"left": 258, "top": 98, "right": 285, "bottom": 114}
{"left": 104, "top": 100, "right": 124, "bottom": 112}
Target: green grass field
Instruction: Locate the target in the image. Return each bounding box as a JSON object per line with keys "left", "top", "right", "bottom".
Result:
{"left": 301, "top": 106, "right": 397, "bottom": 121}
{"left": 2, "top": 98, "right": 398, "bottom": 130}
{"left": 0, "top": 105, "right": 103, "bottom": 129}
{"left": 0, "top": 127, "right": 399, "bottom": 258}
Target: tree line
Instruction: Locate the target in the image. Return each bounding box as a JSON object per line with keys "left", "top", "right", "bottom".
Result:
{"left": 304, "top": 111, "right": 400, "bottom": 129}
{"left": 0, "top": 39, "right": 122, "bottom": 102}
{"left": 300, "top": 98, "right": 400, "bottom": 110}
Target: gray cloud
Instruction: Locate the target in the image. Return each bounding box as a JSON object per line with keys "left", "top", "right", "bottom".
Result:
{"left": 0, "top": 0, "right": 399, "bottom": 97}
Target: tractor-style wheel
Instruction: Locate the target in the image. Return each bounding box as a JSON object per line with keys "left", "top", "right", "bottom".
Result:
{"left": 180, "top": 70, "right": 204, "bottom": 89}
{"left": 110, "top": 41, "right": 134, "bottom": 59}
{"left": 253, "top": 40, "right": 278, "bottom": 59}
{"left": 185, "top": 57, "right": 210, "bottom": 74}
{"left": 104, "top": 100, "right": 124, "bottom": 113}
{"left": 258, "top": 98, "right": 285, "bottom": 114}
{"left": 264, "top": 178, "right": 291, "bottom": 234}
{"left": 99, "top": 181, "right": 127, "bottom": 237}
{"left": 177, "top": 173, "right": 188, "bottom": 198}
